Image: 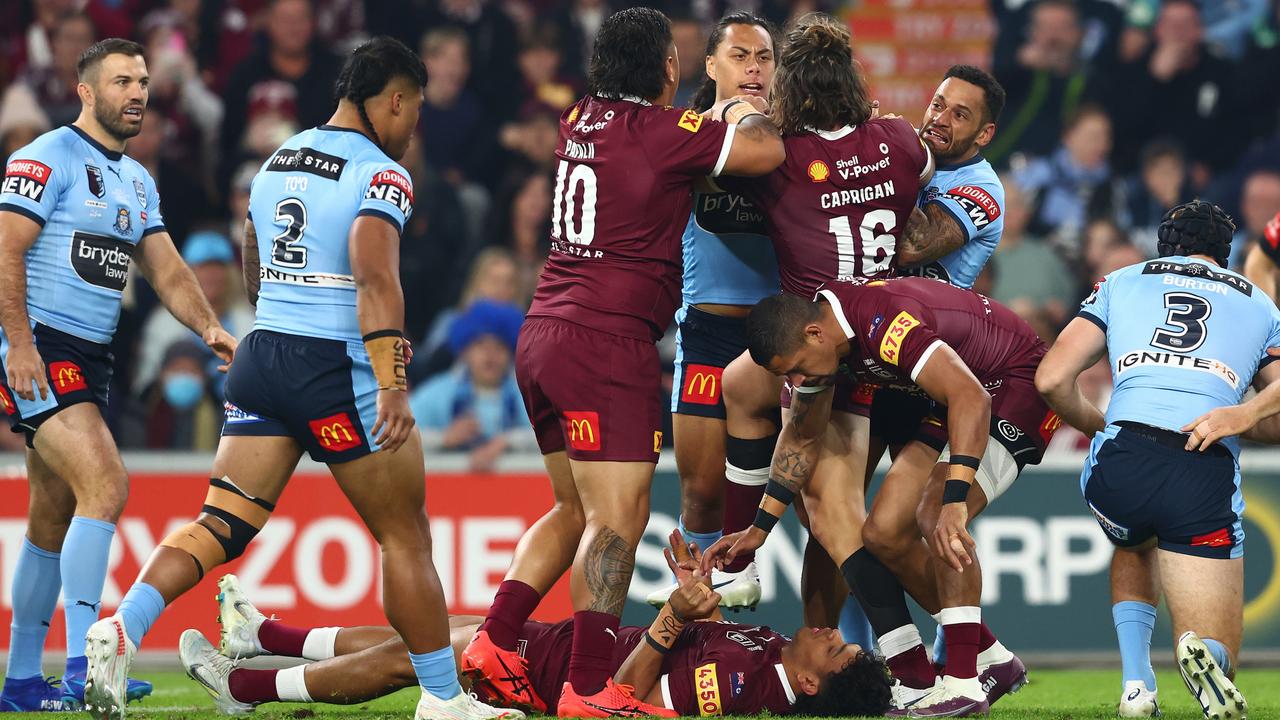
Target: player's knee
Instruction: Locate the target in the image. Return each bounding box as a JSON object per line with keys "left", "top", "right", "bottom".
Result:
{"left": 160, "top": 477, "right": 275, "bottom": 579}
{"left": 552, "top": 498, "right": 586, "bottom": 531}
{"left": 680, "top": 476, "right": 724, "bottom": 518}
{"left": 914, "top": 500, "right": 938, "bottom": 538}
{"left": 861, "top": 517, "right": 905, "bottom": 560}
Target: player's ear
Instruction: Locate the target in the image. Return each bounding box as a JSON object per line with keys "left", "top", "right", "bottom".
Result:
{"left": 804, "top": 322, "right": 823, "bottom": 342}
{"left": 390, "top": 91, "right": 403, "bottom": 116}
{"left": 796, "top": 670, "right": 821, "bottom": 696}
{"left": 974, "top": 121, "right": 996, "bottom": 149}
{"left": 76, "top": 80, "right": 94, "bottom": 107}
{"left": 705, "top": 54, "right": 716, "bottom": 82}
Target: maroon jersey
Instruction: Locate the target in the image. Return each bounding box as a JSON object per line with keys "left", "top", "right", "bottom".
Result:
{"left": 718, "top": 118, "right": 930, "bottom": 297}
{"left": 527, "top": 96, "right": 736, "bottom": 342}
{"left": 818, "top": 277, "right": 1045, "bottom": 390}
{"left": 518, "top": 620, "right": 795, "bottom": 716}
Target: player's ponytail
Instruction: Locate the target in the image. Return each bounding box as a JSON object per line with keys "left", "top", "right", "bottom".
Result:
{"left": 333, "top": 36, "right": 428, "bottom": 150}
{"left": 689, "top": 12, "right": 777, "bottom": 112}
{"left": 772, "top": 13, "right": 872, "bottom": 137}
{"left": 1157, "top": 200, "right": 1236, "bottom": 267}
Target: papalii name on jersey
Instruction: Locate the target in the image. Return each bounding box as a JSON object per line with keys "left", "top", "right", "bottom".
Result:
{"left": 1115, "top": 350, "right": 1241, "bottom": 389}
{"left": 2, "top": 160, "right": 51, "bottom": 202}
{"left": 945, "top": 185, "right": 1001, "bottom": 228}
{"left": 365, "top": 170, "right": 414, "bottom": 216}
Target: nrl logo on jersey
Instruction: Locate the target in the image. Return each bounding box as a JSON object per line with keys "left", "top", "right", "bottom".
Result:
{"left": 133, "top": 177, "right": 146, "bottom": 206}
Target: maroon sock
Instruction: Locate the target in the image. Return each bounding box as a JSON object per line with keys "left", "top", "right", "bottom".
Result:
{"left": 227, "top": 668, "right": 278, "bottom": 704}
{"left": 943, "top": 623, "right": 981, "bottom": 679}
{"left": 978, "top": 622, "right": 997, "bottom": 653}
{"left": 886, "top": 644, "right": 936, "bottom": 689}
{"left": 257, "top": 620, "right": 310, "bottom": 657}
{"left": 567, "top": 610, "right": 618, "bottom": 696}
{"left": 723, "top": 435, "right": 774, "bottom": 573}
{"left": 480, "top": 580, "right": 542, "bottom": 650}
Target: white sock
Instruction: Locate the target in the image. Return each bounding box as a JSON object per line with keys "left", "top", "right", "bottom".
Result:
{"left": 878, "top": 624, "right": 924, "bottom": 659}
{"left": 943, "top": 674, "right": 984, "bottom": 700}
{"left": 276, "top": 665, "right": 312, "bottom": 702}
{"left": 301, "top": 627, "right": 341, "bottom": 661}
{"left": 977, "top": 639, "right": 1012, "bottom": 667}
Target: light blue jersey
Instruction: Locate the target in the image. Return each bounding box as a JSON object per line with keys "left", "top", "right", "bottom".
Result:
{"left": 249, "top": 125, "right": 414, "bottom": 343}
{"left": 907, "top": 154, "right": 1004, "bottom": 289}
{"left": 680, "top": 190, "right": 778, "bottom": 306}
{"left": 0, "top": 126, "right": 164, "bottom": 344}
{"left": 1078, "top": 256, "right": 1280, "bottom": 457}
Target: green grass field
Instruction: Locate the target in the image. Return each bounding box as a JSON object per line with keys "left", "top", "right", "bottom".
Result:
{"left": 8, "top": 669, "right": 1277, "bottom": 719}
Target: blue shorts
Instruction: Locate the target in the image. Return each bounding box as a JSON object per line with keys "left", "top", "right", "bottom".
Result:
{"left": 1081, "top": 421, "right": 1243, "bottom": 559}
{"left": 0, "top": 323, "right": 112, "bottom": 445}
{"left": 670, "top": 306, "right": 748, "bottom": 420}
{"left": 222, "top": 329, "right": 380, "bottom": 463}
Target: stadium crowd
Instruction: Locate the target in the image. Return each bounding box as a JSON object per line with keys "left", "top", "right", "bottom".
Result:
{"left": 1, "top": 0, "right": 1279, "bottom": 458}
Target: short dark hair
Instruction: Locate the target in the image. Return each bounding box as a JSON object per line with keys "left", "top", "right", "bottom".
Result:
{"left": 1140, "top": 136, "right": 1185, "bottom": 170}
{"left": 773, "top": 13, "right": 872, "bottom": 136}
{"left": 790, "top": 652, "right": 893, "bottom": 717}
{"left": 689, "top": 11, "right": 777, "bottom": 111}
{"left": 943, "top": 64, "right": 1005, "bottom": 125}
{"left": 77, "top": 38, "right": 145, "bottom": 81}
{"left": 334, "top": 36, "right": 428, "bottom": 147}
{"left": 746, "top": 294, "right": 822, "bottom": 367}
{"left": 1157, "top": 199, "right": 1236, "bottom": 267}
{"left": 587, "top": 7, "right": 673, "bottom": 101}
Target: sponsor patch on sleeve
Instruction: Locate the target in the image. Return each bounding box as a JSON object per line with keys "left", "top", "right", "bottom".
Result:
{"left": 945, "top": 185, "right": 1001, "bottom": 228}
{"left": 694, "top": 663, "right": 722, "bottom": 716}
{"left": 878, "top": 311, "right": 921, "bottom": 366}
{"left": 3, "top": 160, "right": 52, "bottom": 202}
{"left": 678, "top": 109, "right": 704, "bottom": 133}
{"left": 365, "top": 169, "right": 415, "bottom": 217}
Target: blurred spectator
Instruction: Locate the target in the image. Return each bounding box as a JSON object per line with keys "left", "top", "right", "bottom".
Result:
{"left": 128, "top": 341, "right": 224, "bottom": 451}
{"left": 132, "top": 231, "right": 255, "bottom": 395}
{"left": 1106, "top": 0, "right": 1236, "bottom": 174}
{"left": 988, "top": 0, "right": 1096, "bottom": 166}
{"left": 219, "top": 0, "right": 341, "bottom": 198}
{"left": 420, "top": 27, "right": 498, "bottom": 189}
{"left": 670, "top": 14, "right": 705, "bottom": 107}
{"left": 991, "top": 179, "right": 1075, "bottom": 340}
{"left": 1097, "top": 240, "right": 1146, "bottom": 276}
{"left": 1236, "top": 2, "right": 1280, "bottom": 146}
{"left": 1228, "top": 169, "right": 1280, "bottom": 270}
{"left": 15, "top": 11, "right": 95, "bottom": 129}
{"left": 139, "top": 12, "right": 225, "bottom": 173}
{"left": 485, "top": 169, "right": 551, "bottom": 300}
{"left": 517, "top": 22, "right": 579, "bottom": 113}
{"left": 227, "top": 160, "right": 259, "bottom": 253}
{"left": 0, "top": 82, "right": 50, "bottom": 158}
{"left": 1196, "top": 0, "right": 1267, "bottom": 60}
{"left": 410, "top": 299, "right": 534, "bottom": 471}
{"left": 990, "top": 0, "right": 1124, "bottom": 73}
{"left": 128, "top": 108, "right": 210, "bottom": 243}
{"left": 548, "top": 0, "right": 609, "bottom": 78}
{"left": 1011, "top": 104, "right": 1125, "bottom": 252}
{"left": 1080, "top": 218, "right": 1129, "bottom": 282}
{"left": 1, "top": 0, "right": 77, "bottom": 87}
{"left": 414, "top": 247, "right": 523, "bottom": 382}
{"left": 420, "top": 0, "right": 520, "bottom": 123}
{"left": 1125, "top": 138, "right": 1190, "bottom": 255}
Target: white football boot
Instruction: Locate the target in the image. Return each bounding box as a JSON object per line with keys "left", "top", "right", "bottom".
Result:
{"left": 645, "top": 561, "right": 762, "bottom": 611}
{"left": 1176, "top": 631, "right": 1247, "bottom": 719}
{"left": 415, "top": 689, "right": 527, "bottom": 720}
{"left": 1117, "top": 680, "right": 1161, "bottom": 717}
{"left": 83, "top": 616, "right": 136, "bottom": 720}
{"left": 217, "top": 574, "right": 268, "bottom": 660}
{"left": 180, "top": 629, "right": 254, "bottom": 716}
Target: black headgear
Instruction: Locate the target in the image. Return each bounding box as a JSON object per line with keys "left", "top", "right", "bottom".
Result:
{"left": 1156, "top": 199, "right": 1236, "bottom": 267}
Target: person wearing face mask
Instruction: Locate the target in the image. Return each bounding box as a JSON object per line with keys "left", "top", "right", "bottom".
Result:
{"left": 139, "top": 341, "right": 220, "bottom": 451}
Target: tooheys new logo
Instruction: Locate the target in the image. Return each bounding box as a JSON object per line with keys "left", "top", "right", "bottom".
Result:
{"left": 70, "top": 231, "right": 134, "bottom": 291}
{"left": 3, "top": 160, "right": 51, "bottom": 202}
{"left": 365, "top": 170, "right": 414, "bottom": 217}
{"left": 945, "top": 185, "right": 1002, "bottom": 228}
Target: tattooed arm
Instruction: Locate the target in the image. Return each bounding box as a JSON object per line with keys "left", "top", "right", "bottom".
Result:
{"left": 770, "top": 385, "right": 835, "bottom": 495}
{"left": 243, "top": 219, "right": 260, "bottom": 306}
{"left": 616, "top": 576, "right": 722, "bottom": 707}
{"left": 897, "top": 203, "right": 968, "bottom": 268}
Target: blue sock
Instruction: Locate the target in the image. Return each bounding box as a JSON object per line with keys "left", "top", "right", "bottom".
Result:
{"left": 117, "top": 582, "right": 165, "bottom": 648}
{"left": 410, "top": 646, "right": 461, "bottom": 700}
{"left": 1113, "top": 601, "right": 1157, "bottom": 691}
{"left": 678, "top": 516, "right": 722, "bottom": 565}
{"left": 5, "top": 539, "right": 62, "bottom": 681}
{"left": 933, "top": 624, "right": 946, "bottom": 666}
{"left": 838, "top": 594, "right": 876, "bottom": 650}
{"left": 61, "top": 517, "right": 115, "bottom": 660}
{"left": 1203, "top": 637, "right": 1232, "bottom": 676}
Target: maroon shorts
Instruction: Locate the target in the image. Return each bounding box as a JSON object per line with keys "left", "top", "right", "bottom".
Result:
{"left": 916, "top": 374, "right": 1061, "bottom": 468}
{"left": 517, "top": 620, "right": 645, "bottom": 708}
{"left": 516, "top": 317, "right": 663, "bottom": 462}
{"left": 780, "top": 380, "right": 876, "bottom": 416}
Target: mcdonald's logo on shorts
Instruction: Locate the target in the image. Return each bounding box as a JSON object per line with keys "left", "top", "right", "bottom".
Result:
{"left": 563, "top": 411, "right": 601, "bottom": 452}
{"left": 49, "top": 361, "right": 87, "bottom": 394}
{"left": 1039, "top": 410, "right": 1063, "bottom": 444}
{"left": 680, "top": 364, "right": 723, "bottom": 406}
{"left": 308, "top": 412, "right": 363, "bottom": 453}
{"left": 0, "top": 385, "right": 13, "bottom": 415}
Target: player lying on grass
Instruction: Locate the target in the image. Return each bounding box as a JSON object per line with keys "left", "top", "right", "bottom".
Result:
{"left": 179, "top": 534, "right": 892, "bottom": 717}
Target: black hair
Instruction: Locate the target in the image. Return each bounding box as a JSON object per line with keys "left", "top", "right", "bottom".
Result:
{"left": 689, "top": 11, "right": 777, "bottom": 111}
{"left": 77, "top": 38, "right": 145, "bottom": 81}
{"left": 746, "top": 294, "right": 823, "bottom": 367}
{"left": 790, "top": 652, "right": 893, "bottom": 717}
{"left": 1157, "top": 199, "right": 1236, "bottom": 267}
{"left": 333, "top": 36, "right": 428, "bottom": 149}
{"left": 1140, "top": 136, "right": 1185, "bottom": 170}
{"left": 587, "top": 7, "right": 673, "bottom": 101}
{"left": 942, "top": 64, "right": 1006, "bottom": 125}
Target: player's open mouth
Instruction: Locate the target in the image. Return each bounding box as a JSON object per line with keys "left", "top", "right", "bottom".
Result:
{"left": 123, "top": 107, "right": 143, "bottom": 119}
{"left": 739, "top": 83, "right": 763, "bottom": 95}
{"left": 924, "top": 128, "right": 948, "bottom": 145}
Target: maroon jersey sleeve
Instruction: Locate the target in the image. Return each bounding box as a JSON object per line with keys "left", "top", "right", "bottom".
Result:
{"left": 820, "top": 282, "right": 944, "bottom": 383}
{"left": 659, "top": 623, "right": 793, "bottom": 716}
{"left": 887, "top": 117, "right": 932, "bottom": 183}
{"left": 640, "top": 106, "right": 735, "bottom": 178}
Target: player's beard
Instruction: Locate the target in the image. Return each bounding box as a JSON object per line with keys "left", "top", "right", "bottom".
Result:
{"left": 931, "top": 126, "right": 980, "bottom": 164}
{"left": 94, "top": 99, "right": 144, "bottom": 143}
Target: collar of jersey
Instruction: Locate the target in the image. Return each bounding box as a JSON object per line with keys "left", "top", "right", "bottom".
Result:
{"left": 937, "top": 153, "right": 985, "bottom": 172}
{"left": 317, "top": 124, "right": 375, "bottom": 141}
{"left": 803, "top": 125, "right": 856, "bottom": 141}
{"left": 603, "top": 95, "right": 651, "bottom": 106}
{"left": 773, "top": 663, "right": 797, "bottom": 704}
{"left": 68, "top": 124, "right": 123, "bottom": 161}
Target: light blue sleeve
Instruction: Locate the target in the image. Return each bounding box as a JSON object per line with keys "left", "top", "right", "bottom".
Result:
{"left": 356, "top": 161, "right": 414, "bottom": 234}
{"left": 409, "top": 372, "right": 458, "bottom": 430}
{"left": 0, "top": 134, "right": 71, "bottom": 226}
{"left": 1077, "top": 269, "right": 1118, "bottom": 331}
{"left": 927, "top": 178, "right": 1005, "bottom": 244}
{"left": 1260, "top": 302, "right": 1280, "bottom": 369}
{"left": 141, "top": 167, "right": 166, "bottom": 235}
